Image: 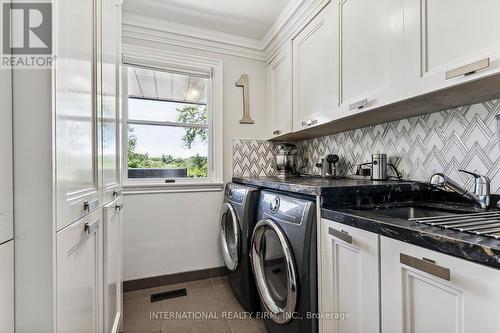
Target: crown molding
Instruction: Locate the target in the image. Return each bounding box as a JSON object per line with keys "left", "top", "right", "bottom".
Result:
{"left": 122, "top": 12, "right": 266, "bottom": 61}
{"left": 122, "top": 0, "right": 325, "bottom": 62}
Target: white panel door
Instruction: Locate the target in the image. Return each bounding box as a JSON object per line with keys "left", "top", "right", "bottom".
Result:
{"left": 381, "top": 236, "right": 500, "bottom": 333}
{"left": 337, "top": 0, "right": 404, "bottom": 116}
{"left": 404, "top": 0, "right": 500, "bottom": 97}
{"left": 321, "top": 219, "right": 380, "bottom": 333}
{"left": 292, "top": 1, "right": 338, "bottom": 131}
{"left": 57, "top": 209, "right": 103, "bottom": 333}
{"left": 56, "top": 0, "right": 101, "bottom": 230}
{"left": 0, "top": 240, "right": 14, "bottom": 333}
{"left": 104, "top": 197, "right": 123, "bottom": 333}
{"left": 268, "top": 41, "right": 293, "bottom": 138}
{"left": 101, "top": 0, "right": 122, "bottom": 205}
{"left": 0, "top": 62, "right": 12, "bottom": 244}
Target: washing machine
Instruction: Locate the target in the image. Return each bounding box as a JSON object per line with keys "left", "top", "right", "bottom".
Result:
{"left": 220, "top": 183, "right": 261, "bottom": 314}
{"left": 251, "top": 190, "right": 318, "bottom": 333}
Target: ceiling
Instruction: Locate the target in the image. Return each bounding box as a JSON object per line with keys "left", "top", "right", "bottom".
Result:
{"left": 122, "top": 0, "right": 291, "bottom": 40}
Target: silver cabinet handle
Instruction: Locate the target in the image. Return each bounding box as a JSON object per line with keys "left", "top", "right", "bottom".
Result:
{"left": 445, "top": 58, "right": 490, "bottom": 80}
{"left": 302, "top": 119, "right": 318, "bottom": 127}
{"left": 84, "top": 219, "right": 100, "bottom": 235}
{"left": 329, "top": 227, "right": 352, "bottom": 244}
{"left": 349, "top": 99, "right": 368, "bottom": 111}
{"left": 115, "top": 203, "right": 124, "bottom": 211}
{"left": 83, "top": 199, "right": 99, "bottom": 213}
{"left": 113, "top": 189, "right": 122, "bottom": 197}
{"left": 400, "top": 253, "right": 450, "bottom": 281}
{"left": 273, "top": 130, "right": 281, "bottom": 135}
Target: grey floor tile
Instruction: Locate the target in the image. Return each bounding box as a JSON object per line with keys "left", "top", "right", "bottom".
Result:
{"left": 123, "top": 296, "right": 162, "bottom": 333}
{"left": 161, "top": 318, "right": 232, "bottom": 333}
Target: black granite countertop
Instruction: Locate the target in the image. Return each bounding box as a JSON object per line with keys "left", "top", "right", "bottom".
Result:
{"left": 322, "top": 203, "right": 500, "bottom": 269}
{"left": 232, "top": 176, "right": 427, "bottom": 196}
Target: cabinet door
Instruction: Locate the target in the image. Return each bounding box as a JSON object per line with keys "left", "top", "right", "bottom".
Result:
{"left": 293, "top": 1, "right": 338, "bottom": 131}
{"left": 0, "top": 240, "right": 14, "bottom": 333}
{"left": 57, "top": 209, "right": 103, "bottom": 333}
{"left": 104, "top": 197, "right": 123, "bottom": 333}
{"left": 337, "top": 0, "right": 404, "bottom": 116}
{"left": 101, "top": 0, "right": 122, "bottom": 205}
{"left": 404, "top": 0, "right": 500, "bottom": 97}
{"left": 321, "top": 220, "right": 380, "bottom": 333}
{"left": 0, "top": 65, "right": 12, "bottom": 244}
{"left": 56, "top": 0, "right": 101, "bottom": 230}
{"left": 268, "top": 41, "right": 293, "bottom": 138}
{"left": 381, "top": 236, "right": 500, "bottom": 333}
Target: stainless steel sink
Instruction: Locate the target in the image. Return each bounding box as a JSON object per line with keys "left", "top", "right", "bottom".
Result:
{"left": 356, "top": 205, "right": 468, "bottom": 220}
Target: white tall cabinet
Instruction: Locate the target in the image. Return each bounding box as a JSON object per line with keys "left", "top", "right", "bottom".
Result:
{"left": 292, "top": 0, "right": 338, "bottom": 131}
{"left": 321, "top": 220, "right": 380, "bottom": 333}
{"left": 0, "top": 240, "right": 14, "bottom": 333}
{"left": 13, "top": 0, "right": 122, "bottom": 331}
{"left": 381, "top": 236, "right": 500, "bottom": 333}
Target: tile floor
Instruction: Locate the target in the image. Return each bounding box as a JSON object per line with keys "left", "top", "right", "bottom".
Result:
{"left": 123, "top": 276, "right": 266, "bottom": 333}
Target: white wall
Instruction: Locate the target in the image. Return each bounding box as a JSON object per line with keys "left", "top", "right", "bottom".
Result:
{"left": 122, "top": 36, "right": 269, "bottom": 280}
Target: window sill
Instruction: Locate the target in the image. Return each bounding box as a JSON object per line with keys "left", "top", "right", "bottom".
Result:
{"left": 122, "top": 181, "right": 224, "bottom": 195}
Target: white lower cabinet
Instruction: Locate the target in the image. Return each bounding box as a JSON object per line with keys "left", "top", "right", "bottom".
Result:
{"left": 57, "top": 209, "right": 103, "bottom": 333}
{"left": 0, "top": 240, "right": 14, "bottom": 333}
{"left": 321, "top": 219, "right": 380, "bottom": 333}
{"left": 381, "top": 236, "right": 500, "bottom": 333}
{"left": 104, "top": 197, "right": 124, "bottom": 333}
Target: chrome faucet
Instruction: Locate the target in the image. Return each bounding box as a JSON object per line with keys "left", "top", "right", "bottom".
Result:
{"left": 429, "top": 170, "right": 490, "bottom": 209}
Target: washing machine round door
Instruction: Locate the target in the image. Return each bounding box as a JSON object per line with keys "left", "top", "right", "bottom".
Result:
{"left": 251, "top": 219, "right": 297, "bottom": 324}
{"left": 220, "top": 202, "right": 240, "bottom": 271}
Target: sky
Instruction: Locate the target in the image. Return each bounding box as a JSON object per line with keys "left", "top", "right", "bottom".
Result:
{"left": 128, "top": 98, "right": 208, "bottom": 159}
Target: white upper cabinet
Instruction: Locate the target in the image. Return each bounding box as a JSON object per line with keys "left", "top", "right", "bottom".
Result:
{"left": 321, "top": 219, "right": 380, "bottom": 333}
{"left": 381, "top": 236, "right": 500, "bottom": 333}
{"left": 404, "top": 0, "right": 500, "bottom": 97}
{"left": 268, "top": 41, "right": 293, "bottom": 138}
{"left": 101, "top": 0, "right": 122, "bottom": 205}
{"left": 336, "top": 0, "right": 404, "bottom": 116}
{"left": 292, "top": 1, "right": 338, "bottom": 131}
{"left": 57, "top": 209, "right": 103, "bottom": 333}
{"left": 56, "top": 0, "right": 101, "bottom": 230}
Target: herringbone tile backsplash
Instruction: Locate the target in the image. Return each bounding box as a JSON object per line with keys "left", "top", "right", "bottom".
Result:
{"left": 233, "top": 100, "right": 500, "bottom": 193}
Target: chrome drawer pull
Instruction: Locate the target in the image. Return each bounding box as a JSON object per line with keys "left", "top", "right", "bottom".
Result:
{"left": 83, "top": 199, "right": 99, "bottom": 213}
{"left": 273, "top": 130, "right": 281, "bottom": 135}
{"left": 445, "top": 58, "right": 490, "bottom": 80}
{"left": 329, "top": 227, "right": 352, "bottom": 244}
{"left": 400, "top": 253, "right": 450, "bottom": 281}
{"left": 115, "top": 203, "right": 124, "bottom": 211}
{"left": 112, "top": 189, "right": 122, "bottom": 197}
{"left": 349, "top": 99, "right": 368, "bottom": 111}
{"left": 84, "top": 219, "right": 100, "bottom": 235}
{"left": 302, "top": 119, "right": 318, "bottom": 127}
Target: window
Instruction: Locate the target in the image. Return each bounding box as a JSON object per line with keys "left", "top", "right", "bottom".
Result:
{"left": 124, "top": 65, "right": 216, "bottom": 183}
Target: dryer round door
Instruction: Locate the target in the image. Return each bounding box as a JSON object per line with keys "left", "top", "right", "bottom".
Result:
{"left": 251, "top": 219, "right": 297, "bottom": 324}
{"left": 220, "top": 202, "right": 240, "bottom": 271}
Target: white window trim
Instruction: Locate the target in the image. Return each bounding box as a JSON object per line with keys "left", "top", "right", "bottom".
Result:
{"left": 121, "top": 44, "right": 224, "bottom": 192}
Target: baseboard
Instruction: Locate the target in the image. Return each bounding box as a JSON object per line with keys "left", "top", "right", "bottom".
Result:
{"left": 123, "top": 266, "right": 228, "bottom": 293}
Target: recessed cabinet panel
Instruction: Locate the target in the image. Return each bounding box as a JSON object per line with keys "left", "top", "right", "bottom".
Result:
{"left": 104, "top": 197, "right": 123, "bottom": 333}
{"left": 0, "top": 240, "right": 14, "bottom": 333}
{"left": 405, "top": 0, "right": 500, "bottom": 97}
{"left": 0, "top": 65, "right": 12, "bottom": 244}
{"left": 57, "top": 209, "right": 103, "bottom": 333}
{"left": 381, "top": 236, "right": 500, "bottom": 333}
{"left": 101, "top": 0, "right": 121, "bottom": 205}
{"left": 56, "top": 0, "right": 101, "bottom": 230}
{"left": 268, "top": 42, "right": 292, "bottom": 138}
{"left": 293, "top": 1, "right": 338, "bottom": 131}
{"left": 338, "top": 0, "right": 403, "bottom": 115}
{"left": 321, "top": 220, "right": 380, "bottom": 333}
